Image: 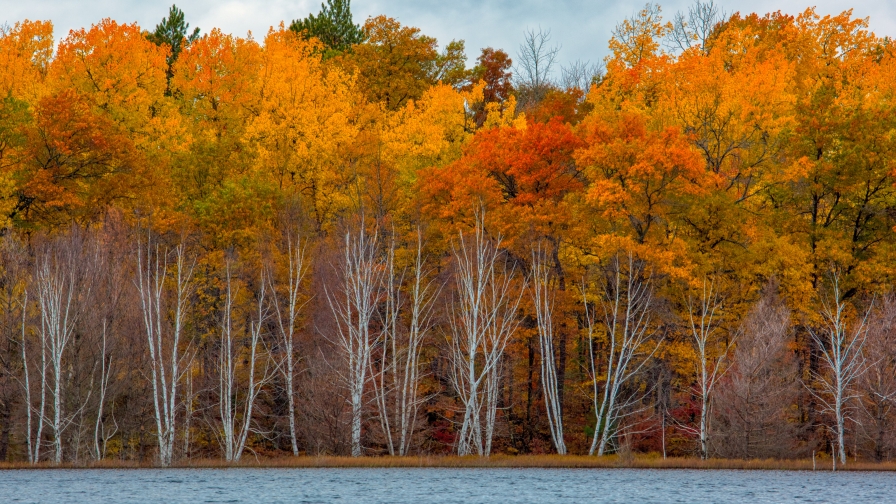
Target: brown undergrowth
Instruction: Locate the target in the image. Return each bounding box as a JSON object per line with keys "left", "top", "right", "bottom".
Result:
{"left": 2, "top": 455, "right": 895, "bottom": 471}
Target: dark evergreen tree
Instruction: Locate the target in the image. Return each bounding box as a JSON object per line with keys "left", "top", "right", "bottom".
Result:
{"left": 290, "top": 0, "right": 365, "bottom": 57}
{"left": 146, "top": 4, "right": 200, "bottom": 88}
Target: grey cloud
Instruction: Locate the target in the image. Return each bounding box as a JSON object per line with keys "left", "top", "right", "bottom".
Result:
{"left": 4, "top": 0, "right": 894, "bottom": 74}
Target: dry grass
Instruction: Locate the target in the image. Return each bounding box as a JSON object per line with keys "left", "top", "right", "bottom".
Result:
{"left": 2, "top": 454, "right": 896, "bottom": 471}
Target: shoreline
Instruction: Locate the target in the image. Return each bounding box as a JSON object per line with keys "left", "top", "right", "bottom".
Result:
{"left": 2, "top": 455, "right": 894, "bottom": 471}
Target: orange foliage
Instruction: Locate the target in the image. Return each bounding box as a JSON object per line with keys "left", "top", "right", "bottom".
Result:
{"left": 17, "top": 90, "right": 140, "bottom": 227}
{"left": 0, "top": 20, "right": 54, "bottom": 102}
{"left": 50, "top": 19, "right": 169, "bottom": 133}
{"left": 578, "top": 112, "right": 702, "bottom": 244}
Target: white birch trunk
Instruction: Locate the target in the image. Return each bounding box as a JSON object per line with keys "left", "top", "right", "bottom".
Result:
{"left": 371, "top": 232, "right": 438, "bottom": 456}
{"left": 34, "top": 240, "right": 95, "bottom": 464}
{"left": 448, "top": 214, "right": 522, "bottom": 456}
{"left": 35, "top": 315, "right": 47, "bottom": 464}
{"left": 583, "top": 254, "right": 661, "bottom": 456}
{"left": 326, "top": 221, "right": 383, "bottom": 457}
{"left": 531, "top": 244, "right": 566, "bottom": 454}
{"left": 136, "top": 238, "right": 194, "bottom": 467}
{"left": 92, "top": 321, "right": 116, "bottom": 460}
{"left": 268, "top": 234, "right": 308, "bottom": 456}
{"left": 397, "top": 232, "right": 437, "bottom": 456}
{"left": 807, "top": 272, "right": 870, "bottom": 465}
{"left": 684, "top": 278, "right": 732, "bottom": 460}
{"left": 21, "top": 303, "right": 33, "bottom": 463}
{"left": 372, "top": 240, "right": 399, "bottom": 456}
{"left": 19, "top": 290, "right": 43, "bottom": 465}
{"left": 218, "top": 263, "right": 236, "bottom": 462}
{"left": 218, "top": 263, "right": 269, "bottom": 462}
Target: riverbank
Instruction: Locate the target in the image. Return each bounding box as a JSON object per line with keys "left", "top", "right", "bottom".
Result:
{"left": 2, "top": 454, "right": 895, "bottom": 471}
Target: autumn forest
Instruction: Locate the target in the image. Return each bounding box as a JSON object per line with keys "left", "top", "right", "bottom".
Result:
{"left": 0, "top": 0, "right": 895, "bottom": 465}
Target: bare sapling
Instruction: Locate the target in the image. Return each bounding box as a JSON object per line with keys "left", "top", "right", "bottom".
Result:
{"left": 531, "top": 242, "right": 566, "bottom": 454}
{"left": 856, "top": 294, "right": 896, "bottom": 461}
{"left": 372, "top": 239, "right": 401, "bottom": 456}
{"left": 711, "top": 283, "right": 798, "bottom": 459}
{"left": 448, "top": 214, "right": 524, "bottom": 456}
{"left": 583, "top": 253, "right": 662, "bottom": 456}
{"left": 3, "top": 232, "right": 41, "bottom": 464}
{"left": 135, "top": 235, "right": 195, "bottom": 467}
{"left": 398, "top": 232, "right": 439, "bottom": 456}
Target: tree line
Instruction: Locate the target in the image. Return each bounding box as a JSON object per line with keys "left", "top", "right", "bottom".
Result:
{"left": 0, "top": 1, "right": 895, "bottom": 464}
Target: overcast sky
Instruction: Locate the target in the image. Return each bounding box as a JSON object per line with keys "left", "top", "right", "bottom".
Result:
{"left": 4, "top": 1, "right": 895, "bottom": 70}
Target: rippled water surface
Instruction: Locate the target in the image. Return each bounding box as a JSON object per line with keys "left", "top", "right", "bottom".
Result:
{"left": 1, "top": 468, "right": 894, "bottom": 503}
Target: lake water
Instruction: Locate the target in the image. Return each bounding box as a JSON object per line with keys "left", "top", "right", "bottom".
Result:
{"left": 0, "top": 468, "right": 893, "bottom": 503}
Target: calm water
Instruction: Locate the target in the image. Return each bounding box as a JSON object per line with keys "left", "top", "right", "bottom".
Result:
{"left": 0, "top": 468, "right": 893, "bottom": 503}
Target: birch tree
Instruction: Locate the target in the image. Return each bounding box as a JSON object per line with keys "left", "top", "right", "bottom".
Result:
{"left": 583, "top": 254, "right": 661, "bottom": 456}
{"left": 88, "top": 229, "right": 128, "bottom": 462}
{"left": 135, "top": 237, "right": 195, "bottom": 467}
{"left": 91, "top": 321, "right": 116, "bottom": 460}
{"left": 19, "top": 290, "right": 44, "bottom": 464}
{"left": 33, "top": 232, "right": 97, "bottom": 463}
{"left": 531, "top": 243, "right": 566, "bottom": 454}
{"left": 217, "top": 261, "right": 270, "bottom": 462}
{"left": 682, "top": 278, "right": 733, "bottom": 459}
{"left": 448, "top": 217, "right": 523, "bottom": 456}
{"left": 267, "top": 232, "right": 308, "bottom": 456}
{"left": 808, "top": 272, "right": 871, "bottom": 464}
{"left": 326, "top": 220, "right": 384, "bottom": 457}
{"left": 372, "top": 232, "right": 438, "bottom": 456}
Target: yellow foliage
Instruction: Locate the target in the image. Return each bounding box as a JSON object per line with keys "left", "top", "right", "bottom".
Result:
{"left": 481, "top": 94, "right": 526, "bottom": 130}
{"left": 382, "top": 81, "right": 482, "bottom": 180}
{"left": 245, "top": 25, "right": 358, "bottom": 216}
